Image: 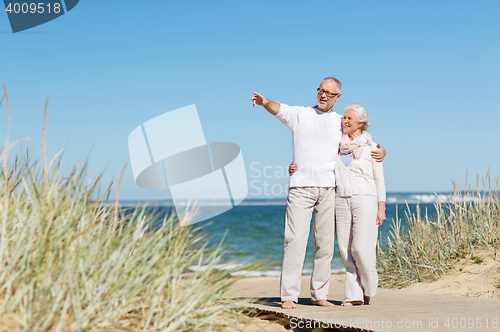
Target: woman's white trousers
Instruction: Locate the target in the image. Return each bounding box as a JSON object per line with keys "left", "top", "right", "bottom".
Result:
{"left": 336, "top": 195, "right": 379, "bottom": 301}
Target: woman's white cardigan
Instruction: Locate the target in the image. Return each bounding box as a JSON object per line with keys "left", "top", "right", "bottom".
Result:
{"left": 334, "top": 134, "right": 386, "bottom": 202}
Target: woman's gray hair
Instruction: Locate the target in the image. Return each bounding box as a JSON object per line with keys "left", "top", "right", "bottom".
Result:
{"left": 345, "top": 102, "right": 369, "bottom": 131}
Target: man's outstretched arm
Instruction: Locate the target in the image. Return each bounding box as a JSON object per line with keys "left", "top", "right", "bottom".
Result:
{"left": 251, "top": 92, "right": 280, "bottom": 115}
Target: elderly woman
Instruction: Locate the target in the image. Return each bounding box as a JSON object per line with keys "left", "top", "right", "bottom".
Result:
{"left": 335, "top": 102, "right": 386, "bottom": 306}
{"left": 289, "top": 102, "right": 386, "bottom": 306}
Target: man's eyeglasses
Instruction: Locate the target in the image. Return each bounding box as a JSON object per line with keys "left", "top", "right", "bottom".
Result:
{"left": 317, "top": 88, "right": 339, "bottom": 98}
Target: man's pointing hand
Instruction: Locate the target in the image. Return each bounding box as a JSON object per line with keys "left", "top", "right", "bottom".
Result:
{"left": 251, "top": 92, "right": 268, "bottom": 107}
{"left": 251, "top": 92, "right": 280, "bottom": 115}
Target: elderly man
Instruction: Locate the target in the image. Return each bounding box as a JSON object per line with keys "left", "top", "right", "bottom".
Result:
{"left": 251, "top": 77, "right": 385, "bottom": 309}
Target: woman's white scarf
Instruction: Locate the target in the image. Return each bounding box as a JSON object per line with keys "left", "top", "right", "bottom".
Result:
{"left": 339, "top": 132, "right": 373, "bottom": 160}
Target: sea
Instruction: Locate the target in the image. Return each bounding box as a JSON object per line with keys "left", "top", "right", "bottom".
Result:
{"left": 120, "top": 192, "right": 447, "bottom": 277}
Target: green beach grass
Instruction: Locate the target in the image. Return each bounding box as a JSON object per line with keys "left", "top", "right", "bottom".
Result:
{"left": 0, "top": 89, "right": 246, "bottom": 331}
{"left": 377, "top": 173, "right": 500, "bottom": 288}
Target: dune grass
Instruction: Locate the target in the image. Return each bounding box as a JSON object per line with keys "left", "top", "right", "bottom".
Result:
{"left": 0, "top": 147, "right": 246, "bottom": 331}
{"left": 377, "top": 173, "right": 500, "bottom": 288}
{"left": 0, "top": 90, "right": 245, "bottom": 331}
{"left": 0, "top": 149, "right": 246, "bottom": 332}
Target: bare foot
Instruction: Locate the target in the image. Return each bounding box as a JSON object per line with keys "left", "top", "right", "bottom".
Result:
{"left": 281, "top": 300, "right": 296, "bottom": 309}
{"left": 364, "top": 296, "right": 370, "bottom": 305}
{"left": 341, "top": 300, "right": 364, "bottom": 306}
{"left": 312, "top": 299, "right": 335, "bottom": 307}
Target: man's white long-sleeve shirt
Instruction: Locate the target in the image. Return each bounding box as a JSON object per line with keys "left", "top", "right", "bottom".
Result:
{"left": 275, "top": 103, "right": 343, "bottom": 188}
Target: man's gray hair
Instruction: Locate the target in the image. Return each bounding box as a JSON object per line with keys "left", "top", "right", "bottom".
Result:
{"left": 322, "top": 77, "right": 342, "bottom": 93}
{"left": 345, "top": 102, "right": 369, "bottom": 131}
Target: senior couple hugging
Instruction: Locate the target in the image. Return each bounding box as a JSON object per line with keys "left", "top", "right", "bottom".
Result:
{"left": 251, "top": 77, "right": 386, "bottom": 309}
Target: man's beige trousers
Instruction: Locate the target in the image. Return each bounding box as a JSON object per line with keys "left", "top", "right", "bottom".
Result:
{"left": 280, "top": 187, "right": 336, "bottom": 302}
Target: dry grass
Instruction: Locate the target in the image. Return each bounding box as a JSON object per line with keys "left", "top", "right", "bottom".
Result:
{"left": 0, "top": 88, "right": 247, "bottom": 331}
{"left": 377, "top": 172, "right": 500, "bottom": 288}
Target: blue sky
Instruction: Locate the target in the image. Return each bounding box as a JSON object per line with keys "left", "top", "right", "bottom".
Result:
{"left": 1, "top": 0, "right": 499, "bottom": 200}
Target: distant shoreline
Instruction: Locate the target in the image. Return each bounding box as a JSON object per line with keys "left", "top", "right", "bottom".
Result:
{"left": 113, "top": 191, "right": 492, "bottom": 207}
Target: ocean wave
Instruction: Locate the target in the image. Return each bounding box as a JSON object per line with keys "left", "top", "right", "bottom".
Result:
{"left": 189, "top": 263, "right": 346, "bottom": 277}
{"left": 385, "top": 193, "right": 492, "bottom": 204}
{"left": 232, "top": 267, "right": 346, "bottom": 277}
